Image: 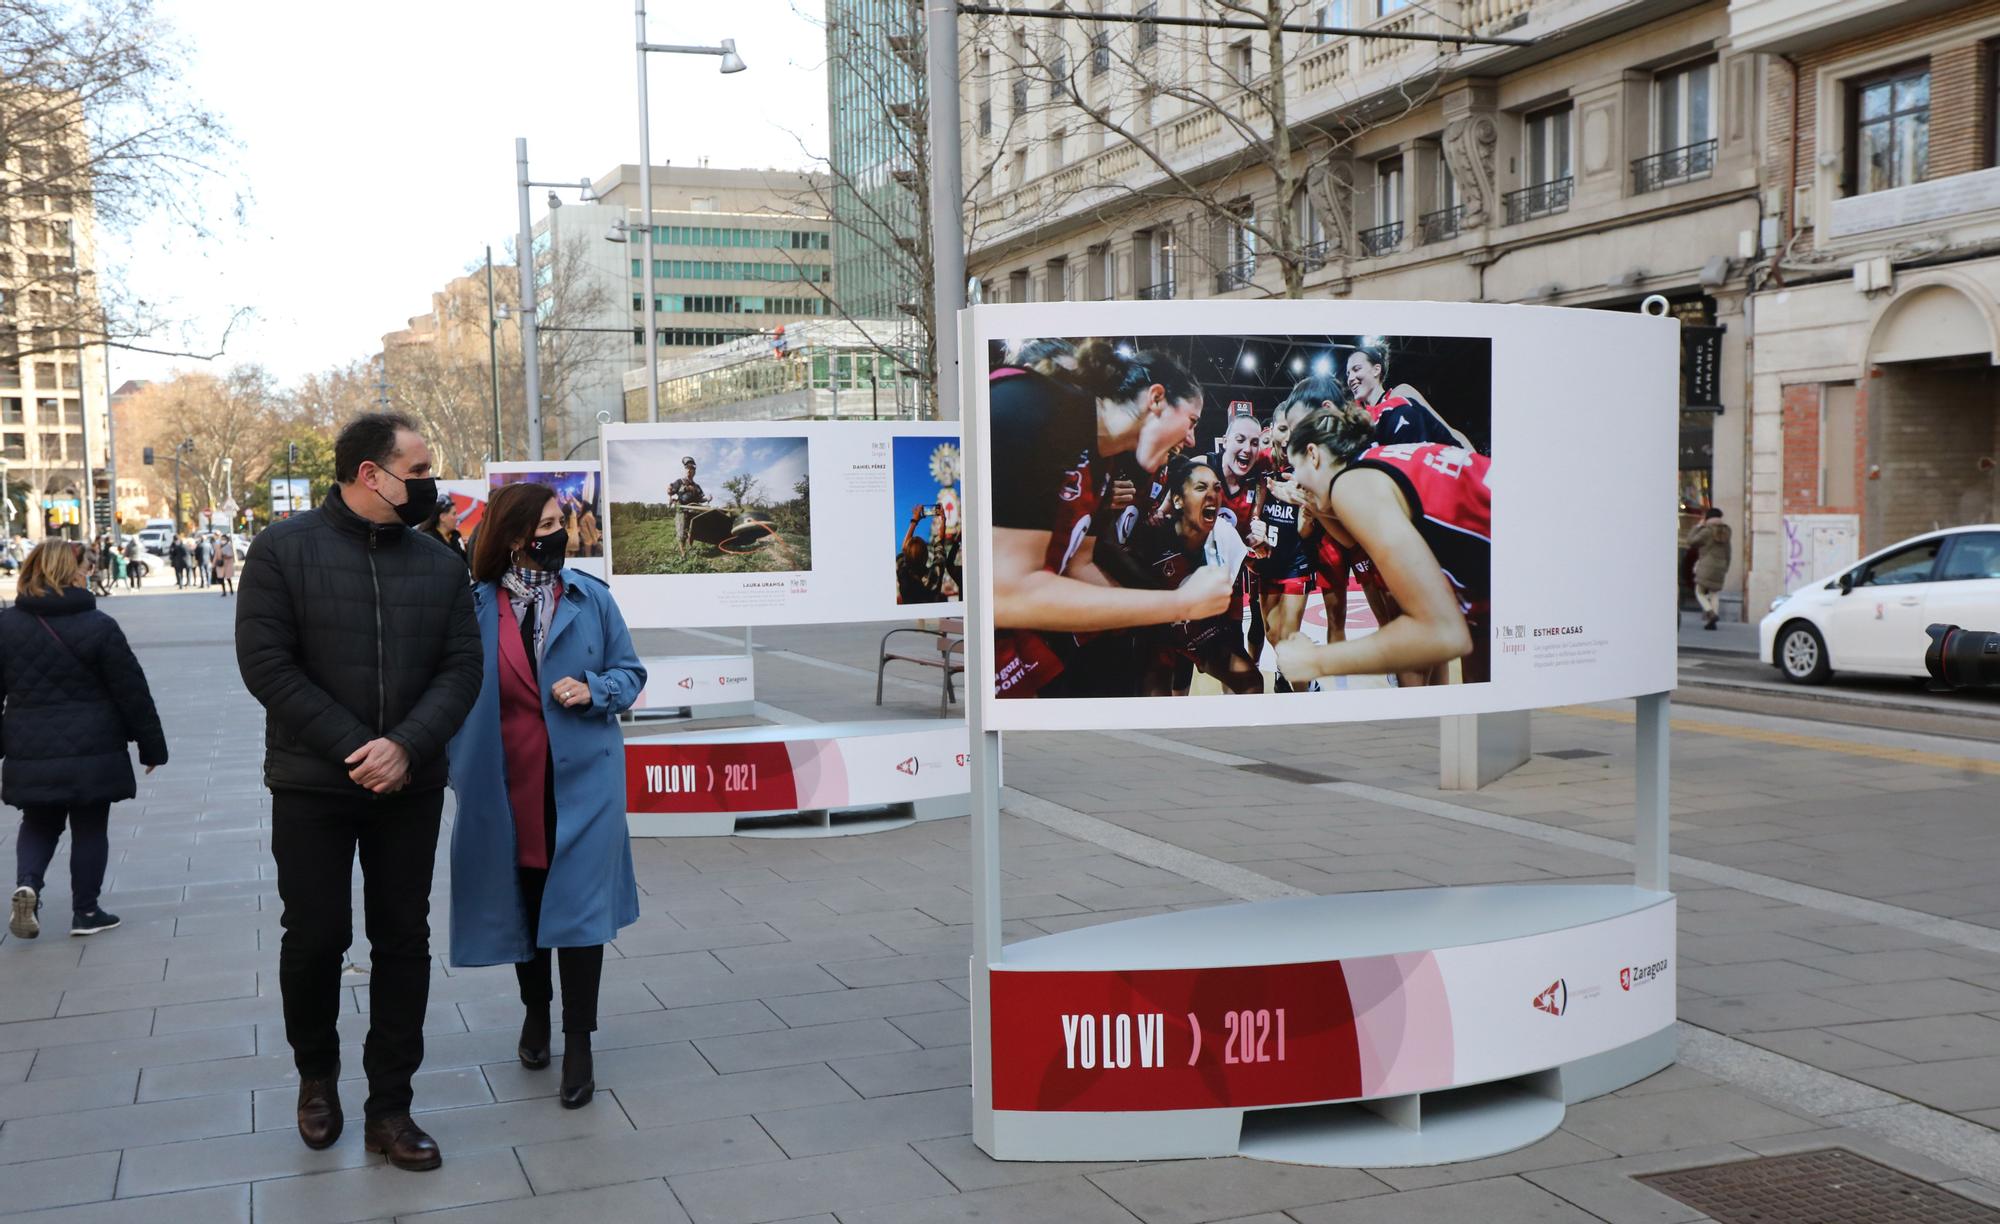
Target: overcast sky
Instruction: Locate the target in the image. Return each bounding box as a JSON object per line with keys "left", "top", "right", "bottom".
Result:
{"left": 103, "top": 0, "right": 830, "bottom": 391}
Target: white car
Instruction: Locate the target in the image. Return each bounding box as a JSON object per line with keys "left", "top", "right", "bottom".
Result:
{"left": 1760, "top": 525, "right": 2000, "bottom": 684}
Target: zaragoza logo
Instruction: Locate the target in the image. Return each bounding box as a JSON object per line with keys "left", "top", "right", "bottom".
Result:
{"left": 1532, "top": 979, "right": 1567, "bottom": 1016}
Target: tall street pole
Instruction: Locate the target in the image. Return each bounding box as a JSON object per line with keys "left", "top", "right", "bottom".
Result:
{"left": 924, "top": 0, "right": 966, "bottom": 423}
{"left": 101, "top": 304, "right": 119, "bottom": 544}
{"left": 635, "top": 0, "right": 661, "bottom": 422}
{"left": 515, "top": 137, "right": 545, "bottom": 460}
{"left": 66, "top": 225, "right": 96, "bottom": 538}
{"left": 484, "top": 244, "right": 503, "bottom": 459}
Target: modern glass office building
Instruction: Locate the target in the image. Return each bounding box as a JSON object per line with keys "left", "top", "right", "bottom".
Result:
{"left": 824, "top": 0, "right": 925, "bottom": 325}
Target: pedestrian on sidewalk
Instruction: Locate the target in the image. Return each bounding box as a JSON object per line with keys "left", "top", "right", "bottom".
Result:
{"left": 446, "top": 483, "right": 644, "bottom": 1112}
{"left": 235, "top": 411, "right": 480, "bottom": 1173}
{"left": 192, "top": 533, "right": 211, "bottom": 588}
{"left": 122, "top": 538, "right": 142, "bottom": 590}
{"left": 168, "top": 536, "right": 189, "bottom": 589}
{"left": 1686, "top": 508, "right": 1732, "bottom": 630}
{"left": 213, "top": 543, "right": 235, "bottom": 597}
{"left": 2, "top": 541, "right": 167, "bottom": 940}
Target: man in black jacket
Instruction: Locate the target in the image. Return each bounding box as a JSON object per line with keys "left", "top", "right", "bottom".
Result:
{"left": 236, "top": 412, "right": 480, "bottom": 1172}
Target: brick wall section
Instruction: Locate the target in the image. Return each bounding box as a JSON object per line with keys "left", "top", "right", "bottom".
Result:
{"left": 1868, "top": 363, "right": 2000, "bottom": 545}
{"left": 1780, "top": 380, "right": 1869, "bottom": 527}
{"left": 1767, "top": 0, "right": 2000, "bottom": 254}
{"left": 1781, "top": 383, "right": 1822, "bottom": 515}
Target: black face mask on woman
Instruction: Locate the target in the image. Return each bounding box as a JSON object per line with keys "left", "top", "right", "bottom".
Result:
{"left": 523, "top": 529, "right": 568, "bottom": 572}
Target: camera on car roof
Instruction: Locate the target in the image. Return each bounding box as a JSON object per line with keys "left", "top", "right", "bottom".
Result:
{"left": 1925, "top": 624, "right": 2000, "bottom": 690}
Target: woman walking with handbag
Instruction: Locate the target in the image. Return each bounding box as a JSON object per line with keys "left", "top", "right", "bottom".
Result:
{"left": 446, "top": 483, "right": 645, "bottom": 1109}
{"left": 3, "top": 542, "right": 168, "bottom": 938}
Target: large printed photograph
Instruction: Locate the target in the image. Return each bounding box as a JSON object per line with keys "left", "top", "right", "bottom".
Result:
{"left": 892, "top": 434, "right": 963, "bottom": 605}
{"left": 606, "top": 436, "right": 812, "bottom": 576}
{"left": 987, "top": 332, "right": 1492, "bottom": 703}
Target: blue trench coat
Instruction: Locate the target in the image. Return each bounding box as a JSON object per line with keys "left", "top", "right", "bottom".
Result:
{"left": 446, "top": 572, "right": 646, "bottom": 965}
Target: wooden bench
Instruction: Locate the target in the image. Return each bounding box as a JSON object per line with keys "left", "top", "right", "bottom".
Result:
{"left": 876, "top": 617, "right": 965, "bottom": 718}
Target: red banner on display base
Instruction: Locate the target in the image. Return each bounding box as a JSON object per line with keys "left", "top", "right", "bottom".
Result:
{"left": 625, "top": 741, "right": 798, "bottom": 812}
{"left": 990, "top": 962, "right": 1363, "bottom": 1112}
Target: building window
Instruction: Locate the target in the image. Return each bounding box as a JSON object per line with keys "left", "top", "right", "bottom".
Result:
{"left": 1378, "top": 0, "right": 1409, "bottom": 12}
{"left": 1046, "top": 256, "right": 1068, "bottom": 301}
{"left": 1091, "top": 31, "right": 1110, "bottom": 76}
{"left": 1051, "top": 128, "right": 1067, "bottom": 167}
{"left": 1010, "top": 148, "right": 1028, "bottom": 190}
{"left": 979, "top": 98, "right": 993, "bottom": 136}
{"left": 1011, "top": 74, "right": 1029, "bottom": 116}
{"left": 1229, "top": 39, "right": 1253, "bottom": 84}
{"left": 1312, "top": 2, "right": 1347, "bottom": 41}
{"left": 2, "top": 434, "right": 21, "bottom": 460}
{"left": 1137, "top": 1, "right": 1157, "bottom": 49}
{"left": 1088, "top": 242, "right": 1114, "bottom": 298}
{"left": 1008, "top": 269, "right": 1031, "bottom": 303}
{"left": 1137, "top": 86, "right": 1157, "bottom": 127}
{"left": 1218, "top": 204, "right": 1257, "bottom": 291}
{"left": 1049, "top": 47, "right": 1068, "bottom": 97}
{"left": 1635, "top": 60, "right": 1717, "bottom": 192}
{"left": 1507, "top": 104, "right": 1574, "bottom": 222}
{"left": 1849, "top": 62, "right": 1929, "bottom": 196}
{"left": 1362, "top": 157, "right": 1403, "bottom": 255}
{"left": 1421, "top": 151, "right": 1463, "bottom": 242}
{"left": 1, "top": 398, "right": 20, "bottom": 424}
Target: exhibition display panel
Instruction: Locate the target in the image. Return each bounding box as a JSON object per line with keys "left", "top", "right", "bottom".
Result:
{"left": 956, "top": 299, "right": 1682, "bottom": 1166}
{"left": 627, "top": 652, "right": 757, "bottom": 721}
{"left": 624, "top": 718, "right": 970, "bottom": 838}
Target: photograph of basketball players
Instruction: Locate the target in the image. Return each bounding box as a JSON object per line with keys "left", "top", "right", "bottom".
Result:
{"left": 489, "top": 468, "right": 603, "bottom": 558}
{"left": 986, "top": 333, "right": 1492, "bottom": 701}
{"left": 892, "top": 435, "right": 963, "bottom": 605}
{"left": 605, "top": 437, "right": 812, "bottom": 575}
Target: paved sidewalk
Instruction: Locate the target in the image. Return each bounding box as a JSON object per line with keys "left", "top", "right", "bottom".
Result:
{"left": 0, "top": 591, "right": 1994, "bottom": 1222}
{"left": 1677, "top": 611, "right": 1757, "bottom": 656}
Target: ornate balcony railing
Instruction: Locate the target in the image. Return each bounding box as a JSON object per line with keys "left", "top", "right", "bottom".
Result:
{"left": 1214, "top": 261, "right": 1256, "bottom": 293}
{"left": 1418, "top": 204, "right": 1464, "bottom": 244}
{"left": 1359, "top": 221, "right": 1403, "bottom": 257}
{"left": 1504, "top": 176, "right": 1573, "bottom": 224}
{"left": 1632, "top": 138, "right": 1717, "bottom": 194}
{"left": 1298, "top": 240, "right": 1332, "bottom": 270}
{"left": 1136, "top": 281, "right": 1175, "bottom": 300}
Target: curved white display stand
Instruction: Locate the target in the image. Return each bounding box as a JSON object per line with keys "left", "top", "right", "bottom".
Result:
{"left": 626, "top": 719, "right": 970, "bottom": 838}
{"left": 627, "top": 653, "right": 756, "bottom": 722}
{"left": 984, "top": 884, "right": 1675, "bottom": 1165}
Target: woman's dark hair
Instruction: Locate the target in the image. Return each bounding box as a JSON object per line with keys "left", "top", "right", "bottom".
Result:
{"left": 471, "top": 481, "right": 557, "bottom": 583}
{"left": 1165, "top": 453, "right": 1216, "bottom": 506}
{"left": 1287, "top": 403, "right": 1378, "bottom": 465}
{"left": 1280, "top": 373, "right": 1348, "bottom": 419}
{"left": 1071, "top": 339, "right": 1201, "bottom": 408}
{"left": 1351, "top": 343, "right": 1388, "bottom": 381}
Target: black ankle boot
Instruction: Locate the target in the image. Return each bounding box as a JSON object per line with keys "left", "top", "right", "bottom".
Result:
{"left": 518, "top": 1007, "right": 551, "bottom": 1070}
{"left": 560, "top": 1032, "right": 594, "bottom": 1109}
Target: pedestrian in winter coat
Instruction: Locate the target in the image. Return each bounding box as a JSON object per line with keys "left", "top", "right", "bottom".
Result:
{"left": 3, "top": 541, "right": 167, "bottom": 940}
{"left": 214, "top": 544, "right": 235, "bottom": 597}
{"left": 235, "top": 411, "right": 481, "bottom": 1173}
{"left": 445, "top": 482, "right": 645, "bottom": 1112}
{"left": 168, "top": 538, "right": 189, "bottom": 588}
{"left": 193, "top": 535, "right": 212, "bottom": 588}
{"left": 1686, "top": 508, "right": 1733, "bottom": 630}
{"left": 123, "top": 539, "right": 142, "bottom": 590}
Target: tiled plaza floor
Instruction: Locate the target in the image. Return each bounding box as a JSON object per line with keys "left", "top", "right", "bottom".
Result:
{"left": 0, "top": 580, "right": 1996, "bottom": 1221}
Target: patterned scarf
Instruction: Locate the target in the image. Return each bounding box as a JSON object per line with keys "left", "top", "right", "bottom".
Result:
{"left": 501, "top": 564, "right": 561, "bottom": 660}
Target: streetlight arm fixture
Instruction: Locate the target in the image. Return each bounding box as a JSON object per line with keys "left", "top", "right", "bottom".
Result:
{"left": 638, "top": 39, "right": 745, "bottom": 72}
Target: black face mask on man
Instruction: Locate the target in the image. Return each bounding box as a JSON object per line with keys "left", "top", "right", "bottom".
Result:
{"left": 373, "top": 466, "right": 438, "bottom": 529}
{"left": 523, "top": 529, "right": 568, "bottom": 572}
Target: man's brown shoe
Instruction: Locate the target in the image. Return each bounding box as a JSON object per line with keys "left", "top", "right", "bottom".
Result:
{"left": 363, "top": 1113, "right": 442, "bottom": 1171}
{"left": 296, "top": 1076, "right": 343, "bottom": 1150}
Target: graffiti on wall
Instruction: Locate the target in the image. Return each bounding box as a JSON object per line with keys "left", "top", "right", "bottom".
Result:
{"left": 1782, "top": 514, "right": 1861, "bottom": 588}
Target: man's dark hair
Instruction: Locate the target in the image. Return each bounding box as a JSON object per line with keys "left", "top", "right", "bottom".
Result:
{"left": 334, "top": 412, "right": 421, "bottom": 483}
{"left": 1703, "top": 507, "right": 1723, "bottom": 520}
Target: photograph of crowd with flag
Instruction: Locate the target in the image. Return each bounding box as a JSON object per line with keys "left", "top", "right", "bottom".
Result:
{"left": 984, "top": 330, "right": 1492, "bottom": 705}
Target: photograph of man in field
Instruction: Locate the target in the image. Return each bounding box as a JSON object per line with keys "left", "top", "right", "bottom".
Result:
{"left": 607, "top": 437, "right": 813, "bottom": 576}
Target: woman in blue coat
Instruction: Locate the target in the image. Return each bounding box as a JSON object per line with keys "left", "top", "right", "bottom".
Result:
{"left": 446, "top": 482, "right": 645, "bottom": 1110}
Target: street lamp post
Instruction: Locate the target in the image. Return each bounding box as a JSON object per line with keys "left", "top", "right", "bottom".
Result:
{"left": 170, "top": 438, "right": 193, "bottom": 534}
{"left": 631, "top": 3, "right": 746, "bottom": 424}
{"left": 513, "top": 142, "right": 598, "bottom": 461}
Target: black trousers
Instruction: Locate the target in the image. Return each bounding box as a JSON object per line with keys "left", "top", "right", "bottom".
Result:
{"left": 14, "top": 802, "right": 111, "bottom": 912}
{"left": 512, "top": 768, "right": 603, "bottom": 1034}
{"left": 270, "top": 787, "right": 443, "bottom": 1121}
